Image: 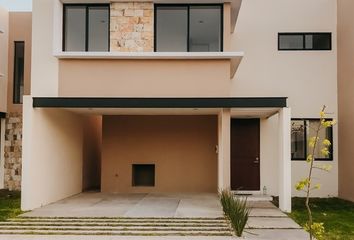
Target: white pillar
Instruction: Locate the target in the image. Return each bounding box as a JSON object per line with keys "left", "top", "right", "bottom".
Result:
{"left": 21, "top": 96, "right": 34, "bottom": 210}
{"left": 218, "top": 108, "right": 231, "bottom": 191}
{"left": 278, "top": 107, "right": 292, "bottom": 212}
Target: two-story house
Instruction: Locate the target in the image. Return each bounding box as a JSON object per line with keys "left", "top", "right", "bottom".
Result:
{"left": 17, "top": 0, "right": 338, "bottom": 214}
{"left": 0, "top": 6, "right": 31, "bottom": 192}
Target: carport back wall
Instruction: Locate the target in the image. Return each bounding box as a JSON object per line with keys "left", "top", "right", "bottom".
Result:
{"left": 82, "top": 116, "right": 102, "bottom": 191}
{"left": 102, "top": 115, "right": 218, "bottom": 193}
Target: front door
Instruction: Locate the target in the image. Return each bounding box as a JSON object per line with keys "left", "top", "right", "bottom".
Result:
{"left": 231, "top": 119, "right": 260, "bottom": 191}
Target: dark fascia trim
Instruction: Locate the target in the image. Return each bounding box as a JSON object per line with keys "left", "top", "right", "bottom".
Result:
{"left": 0, "top": 112, "right": 6, "bottom": 118}
{"left": 33, "top": 97, "right": 287, "bottom": 108}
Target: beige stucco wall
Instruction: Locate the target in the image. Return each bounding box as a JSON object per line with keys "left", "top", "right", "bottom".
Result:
{"left": 101, "top": 115, "right": 217, "bottom": 193}
{"left": 82, "top": 116, "right": 102, "bottom": 191}
{"left": 7, "top": 12, "right": 32, "bottom": 113}
{"left": 232, "top": 0, "right": 338, "bottom": 197}
{"left": 338, "top": 0, "right": 354, "bottom": 202}
{"left": 0, "top": 6, "right": 8, "bottom": 113}
{"left": 31, "top": 0, "right": 59, "bottom": 97}
{"left": 58, "top": 59, "right": 230, "bottom": 97}
{"left": 22, "top": 97, "right": 84, "bottom": 210}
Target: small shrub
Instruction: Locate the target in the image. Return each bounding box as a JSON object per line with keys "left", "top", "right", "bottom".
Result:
{"left": 219, "top": 189, "right": 250, "bottom": 237}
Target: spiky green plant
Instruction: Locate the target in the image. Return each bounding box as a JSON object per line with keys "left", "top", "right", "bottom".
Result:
{"left": 219, "top": 189, "right": 250, "bottom": 237}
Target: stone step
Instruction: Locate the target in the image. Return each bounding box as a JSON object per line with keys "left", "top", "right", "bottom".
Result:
{"left": 0, "top": 222, "right": 228, "bottom": 228}
{"left": 0, "top": 225, "right": 231, "bottom": 231}
{"left": 0, "top": 229, "right": 233, "bottom": 236}
{"left": 247, "top": 217, "right": 302, "bottom": 229}
{"left": 17, "top": 217, "right": 224, "bottom": 220}
{"left": 10, "top": 218, "right": 226, "bottom": 223}
{"left": 0, "top": 221, "right": 228, "bottom": 226}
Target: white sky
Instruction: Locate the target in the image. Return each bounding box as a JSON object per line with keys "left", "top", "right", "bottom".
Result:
{"left": 0, "top": 0, "right": 32, "bottom": 11}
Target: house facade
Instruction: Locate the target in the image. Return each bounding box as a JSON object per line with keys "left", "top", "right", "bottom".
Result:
{"left": 0, "top": 7, "right": 31, "bottom": 191}
{"left": 0, "top": 0, "right": 339, "bottom": 213}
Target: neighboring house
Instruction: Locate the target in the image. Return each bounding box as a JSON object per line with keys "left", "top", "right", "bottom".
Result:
{"left": 338, "top": 0, "right": 354, "bottom": 202}
{"left": 0, "top": 0, "right": 339, "bottom": 213}
{"left": 0, "top": 7, "right": 31, "bottom": 191}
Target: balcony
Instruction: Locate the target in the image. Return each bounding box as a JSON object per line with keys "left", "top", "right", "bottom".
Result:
{"left": 56, "top": 51, "right": 243, "bottom": 97}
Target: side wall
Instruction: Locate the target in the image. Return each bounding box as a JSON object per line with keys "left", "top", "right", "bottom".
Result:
{"left": 101, "top": 115, "right": 218, "bottom": 193}
{"left": 0, "top": 7, "right": 8, "bottom": 113}
{"left": 338, "top": 0, "right": 354, "bottom": 202}
{"left": 232, "top": 0, "right": 338, "bottom": 197}
{"left": 22, "top": 97, "right": 84, "bottom": 210}
{"left": 4, "top": 12, "right": 32, "bottom": 190}
{"left": 0, "top": 7, "right": 8, "bottom": 190}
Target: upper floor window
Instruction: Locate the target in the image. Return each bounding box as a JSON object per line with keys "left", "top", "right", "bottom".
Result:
{"left": 291, "top": 119, "right": 333, "bottom": 161}
{"left": 63, "top": 4, "right": 109, "bottom": 52}
{"left": 278, "top": 33, "right": 332, "bottom": 51}
{"left": 13, "top": 41, "right": 24, "bottom": 104}
{"left": 155, "top": 5, "right": 223, "bottom": 52}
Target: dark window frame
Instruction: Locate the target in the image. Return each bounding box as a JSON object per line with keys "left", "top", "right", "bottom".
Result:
{"left": 62, "top": 4, "right": 110, "bottom": 52}
{"left": 154, "top": 4, "right": 224, "bottom": 52}
{"left": 13, "top": 41, "right": 25, "bottom": 104}
{"left": 278, "top": 32, "right": 332, "bottom": 51}
{"left": 132, "top": 164, "right": 156, "bottom": 187}
{"left": 291, "top": 118, "right": 334, "bottom": 161}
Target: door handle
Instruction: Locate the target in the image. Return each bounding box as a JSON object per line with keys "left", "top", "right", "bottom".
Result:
{"left": 254, "top": 157, "right": 259, "bottom": 164}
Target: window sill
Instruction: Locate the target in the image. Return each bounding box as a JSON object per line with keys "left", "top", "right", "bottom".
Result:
{"left": 54, "top": 51, "right": 244, "bottom": 78}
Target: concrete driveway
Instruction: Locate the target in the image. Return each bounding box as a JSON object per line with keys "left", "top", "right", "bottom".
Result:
{"left": 2, "top": 192, "right": 309, "bottom": 239}
{"left": 21, "top": 192, "right": 224, "bottom": 218}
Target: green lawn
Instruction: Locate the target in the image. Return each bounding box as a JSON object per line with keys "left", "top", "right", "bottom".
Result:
{"left": 288, "top": 198, "right": 354, "bottom": 240}
{"left": 0, "top": 189, "right": 22, "bottom": 221}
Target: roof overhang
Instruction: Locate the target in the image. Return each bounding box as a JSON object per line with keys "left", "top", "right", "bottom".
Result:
{"left": 33, "top": 97, "right": 287, "bottom": 109}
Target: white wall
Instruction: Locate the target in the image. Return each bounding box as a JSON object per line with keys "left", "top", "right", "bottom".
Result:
{"left": 31, "top": 0, "right": 59, "bottom": 97}
{"left": 260, "top": 115, "right": 279, "bottom": 196}
{"left": 232, "top": 0, "right": 338, "bottom": 197}
{"left": 0, "top": 6, "right": 8, "bottom": 113}
{"left": 21, "top": 96, "right": 84, "bottom": 210}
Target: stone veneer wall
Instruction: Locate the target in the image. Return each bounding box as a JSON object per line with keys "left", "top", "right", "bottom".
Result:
{"left": 4, "top": 112, "right": 22, "bottom": 190}
{"left": 110, "top": 2, "right": 154, "bottom": 52}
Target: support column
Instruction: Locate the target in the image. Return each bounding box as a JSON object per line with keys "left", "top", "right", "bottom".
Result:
{"left": 218, "top": 108, "right": 231, "bottom": 190}
{"left": 278, "top": 107, "right": 292, "bottom": 212}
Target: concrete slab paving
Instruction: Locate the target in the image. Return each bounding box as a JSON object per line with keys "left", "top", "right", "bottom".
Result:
{"left": 247, "top": 201, "right": 277, "bottom": 209}
{"left": 247, "top": 217, "right": 302, "bottom": 229}
{"left": 21, "top": 192, "right": 224, "bottom": 218}
{"left": 243, "top": 229, "right": 309, "bottom": 239}
{"left": 249, "top": 208, "right": 287, "bottom": 217}
{"left": 124, "top": 196, "right": 180, "bottom": 217}
{"left": 17, "top": 193, "right": 309, "bottom": 239}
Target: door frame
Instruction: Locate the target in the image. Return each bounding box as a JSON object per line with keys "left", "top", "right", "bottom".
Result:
{"left": 230, "top": 118, "right": 261, "bottom": 193}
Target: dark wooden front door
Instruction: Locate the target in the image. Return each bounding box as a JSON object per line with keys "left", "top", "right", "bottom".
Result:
{"left": 231, "top": 119, "right": 260, "bottom": 191}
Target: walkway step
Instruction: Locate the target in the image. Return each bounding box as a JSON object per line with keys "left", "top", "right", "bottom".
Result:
{"left": 0, "top": 217, "right": 232, "bottom": 236}
{"left": 0, "top": 226, "right": 231, "bottom": 231}
{"left": 0, "top": 222, "right": 228, "bottom": 227}
{"left": 9, "top": 218, "right": 225, "bottom": 222}
{"left": 247, "top": 217, "right": 302, "bottom": 229}
{"left": 0, "top": 230, "right": 232, "bottom": 236}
